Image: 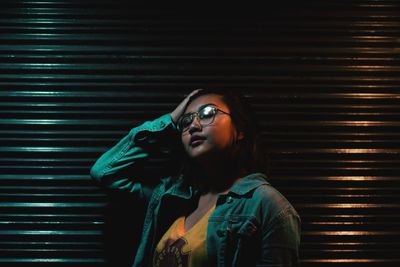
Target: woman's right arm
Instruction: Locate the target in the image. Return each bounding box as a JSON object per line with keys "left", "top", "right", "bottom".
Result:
{"left": 90, "top": 89, "right": 202, "bottom": 199}
{"left": 90, "top": 113, "right": 178, "bottom": 198}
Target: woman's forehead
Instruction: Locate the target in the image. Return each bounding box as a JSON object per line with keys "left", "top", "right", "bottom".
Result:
{"left": 185, "top": 94, "right": 227, "bottom": 113}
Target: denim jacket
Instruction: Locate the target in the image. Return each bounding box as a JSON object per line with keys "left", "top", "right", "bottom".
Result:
{"left": 90, "top": 114, "right": 301, "bottom": 267}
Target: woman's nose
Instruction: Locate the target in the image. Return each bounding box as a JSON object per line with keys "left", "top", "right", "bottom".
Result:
{"left": 188, "top": 115, "right": 202, "bottom": 133}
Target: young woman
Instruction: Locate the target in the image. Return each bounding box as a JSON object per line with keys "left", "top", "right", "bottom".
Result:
{"left": 91, "top": 88, "right": 301, "bottom": 267}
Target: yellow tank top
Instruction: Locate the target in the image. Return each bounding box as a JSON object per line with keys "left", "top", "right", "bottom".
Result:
{"left": 152, "top": 206, "right": 215, "bottom": 267}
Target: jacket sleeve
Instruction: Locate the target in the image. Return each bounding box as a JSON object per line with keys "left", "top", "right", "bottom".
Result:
{"left": 257, "top": 206, "right": 301, "bottom": 267}
{"left": 90, "top": 113, "right": 180, "bottom": 199}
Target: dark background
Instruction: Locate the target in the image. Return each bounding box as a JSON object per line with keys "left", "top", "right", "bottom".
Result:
{"left": 1, "top": 1, "right": 399, "bottom": 266}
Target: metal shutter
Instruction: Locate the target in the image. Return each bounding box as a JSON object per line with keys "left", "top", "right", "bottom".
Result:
{"left": 0, "top": 1, "right": 399, "bottom": 266}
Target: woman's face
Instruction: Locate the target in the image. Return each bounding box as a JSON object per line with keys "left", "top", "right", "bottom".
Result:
{"left": 181, "top": 94, "right": 243, "bottom": 164}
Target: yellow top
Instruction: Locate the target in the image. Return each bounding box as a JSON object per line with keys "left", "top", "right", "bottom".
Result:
{"left": 153, "top": 206, "right": 215, "bottom": 267}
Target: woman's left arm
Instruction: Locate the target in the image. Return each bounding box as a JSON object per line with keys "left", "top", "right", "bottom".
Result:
{"left": 257, "top": 207, "right": 301, "bottom": 267}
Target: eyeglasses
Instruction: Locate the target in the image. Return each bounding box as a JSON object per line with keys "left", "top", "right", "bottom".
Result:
{"left": 177, "top": 105, "right": 231, "bottom": 132}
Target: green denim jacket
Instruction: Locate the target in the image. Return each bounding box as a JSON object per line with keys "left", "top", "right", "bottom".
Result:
{"left": 91, "top": 114, "right": 301, "bottom": 267}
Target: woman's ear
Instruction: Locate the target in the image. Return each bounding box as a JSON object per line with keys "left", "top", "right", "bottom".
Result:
{"left": 237, "top": 130, "right": 244, "bottom": 141}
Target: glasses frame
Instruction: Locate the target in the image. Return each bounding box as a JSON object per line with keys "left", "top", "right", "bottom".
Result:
{"left": 177, "top": 105, "right": 231, "bottom": 132}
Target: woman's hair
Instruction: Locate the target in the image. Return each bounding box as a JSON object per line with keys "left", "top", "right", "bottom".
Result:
{"left": 176, "top": 88, "right": 268, "bottom": 180}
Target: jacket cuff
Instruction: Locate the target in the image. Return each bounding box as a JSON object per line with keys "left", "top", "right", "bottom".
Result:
{"left": 131, "top": 113, "right": 178, "bottom": 144}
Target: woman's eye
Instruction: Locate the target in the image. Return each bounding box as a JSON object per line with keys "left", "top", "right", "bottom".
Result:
{"left": 182, "top": 118, "right": 190, "bottom": 125}
{"left": 181, "top": 116, "right": 192, "bottom": 126}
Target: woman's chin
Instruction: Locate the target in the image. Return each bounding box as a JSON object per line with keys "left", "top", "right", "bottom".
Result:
{"left": 187, "top": 149, "right": 207, "bottom": 160}
{"left": 187, "top": 148, "right": 223, "bottom": 166}
{"left": 187, "top": 145, "right": 211, "bottom": 160}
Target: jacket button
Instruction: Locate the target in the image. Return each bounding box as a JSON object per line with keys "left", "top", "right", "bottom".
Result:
{"left": 217, "top": 230, "right": 225, "bottom": 237}
{"left": 227, "top": 196, "right": 233, "bottom": 203}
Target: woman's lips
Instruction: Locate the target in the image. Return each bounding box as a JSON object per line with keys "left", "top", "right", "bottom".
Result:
{"left": 190, "top": 136, "right": 206, "bottom": 146}
{"left": 190, "top": 139, "right": 204, "bottom": 146}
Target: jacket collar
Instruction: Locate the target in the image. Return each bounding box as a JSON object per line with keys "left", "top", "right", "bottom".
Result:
{"left": 166, "top": 172, "right": 269, "bottom": 198}
{"left": 227, "top": 172, "right": 269, "bottom": 196}
{"left": 164, "top": 174, "right": 196, "bottom": 199}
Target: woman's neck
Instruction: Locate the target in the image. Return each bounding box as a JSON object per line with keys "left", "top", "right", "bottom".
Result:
{"left": 191, "top": 163, "right": 244, "bottom": 194}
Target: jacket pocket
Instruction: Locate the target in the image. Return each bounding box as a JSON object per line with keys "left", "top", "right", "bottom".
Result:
{"left": 224, "top": 215, "right": 260, "bottom": 266}
{"left": 224, "top": 214, "right": 259, "bottom": 236}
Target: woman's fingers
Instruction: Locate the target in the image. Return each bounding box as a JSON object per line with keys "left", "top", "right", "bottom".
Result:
{"left": 171, "top": 89, "right": 202, "bottom": 124}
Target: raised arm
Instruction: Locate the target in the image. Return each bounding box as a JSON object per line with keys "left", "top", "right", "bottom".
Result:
{"left": 90, "top": 89, "right": 202, "bottom": 198}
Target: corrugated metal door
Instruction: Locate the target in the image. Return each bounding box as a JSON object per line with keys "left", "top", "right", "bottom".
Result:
{"left": 1, "top": 1, "right": 399, "bottom": 266}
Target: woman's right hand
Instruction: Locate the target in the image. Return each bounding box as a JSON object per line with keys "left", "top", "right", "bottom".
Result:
{"left": 171, "top": 89, "right": 202, "bottom": 126}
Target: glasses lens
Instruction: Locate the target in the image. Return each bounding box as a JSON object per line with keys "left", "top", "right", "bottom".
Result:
{"left": 199, "top": 106, "right": 216, "bottom": 125}
{"left": 179, "top": 114, "right": 193, "bottom": 131}
{"left": 178, "top": 106, "right": 217, "bottom": 132}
